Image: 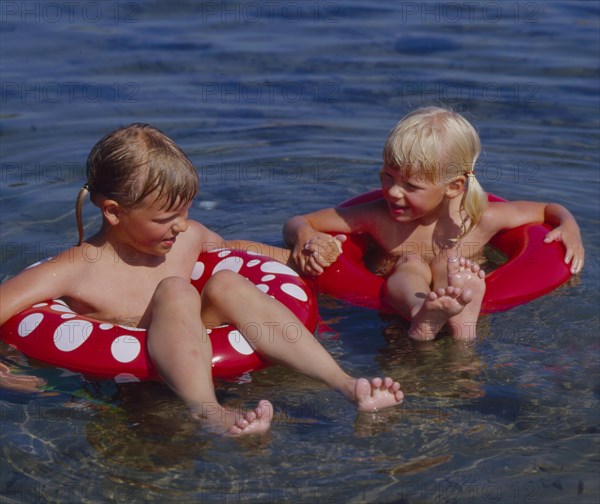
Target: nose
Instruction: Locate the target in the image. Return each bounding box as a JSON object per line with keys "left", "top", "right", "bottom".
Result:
{"left": 387, "top": 183, "right": 404, "bottom": 200}
{"left": 172, "top": 216, "right": 188, "bottom": 234}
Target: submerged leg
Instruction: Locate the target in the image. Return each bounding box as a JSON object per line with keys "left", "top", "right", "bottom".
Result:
{"left": 384, "top": 255, "right": 472, "bottom": 342}
{"left": 146, "top": 276, "right": 272, "bottom": 435}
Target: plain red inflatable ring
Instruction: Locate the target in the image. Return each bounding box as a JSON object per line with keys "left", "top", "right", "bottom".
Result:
{"left": 312, "top": 190, "right": 572, "bottom": 314}
{"left": 1, "top": 249, "right": 318, "bottom": 382}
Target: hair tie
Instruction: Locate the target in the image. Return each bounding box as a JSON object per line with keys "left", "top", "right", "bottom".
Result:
{"left": 82, "top": 182, "right": 91, "bottom": 191}
{"left": 465, "top": 171, "right": 475, "bottom": 177}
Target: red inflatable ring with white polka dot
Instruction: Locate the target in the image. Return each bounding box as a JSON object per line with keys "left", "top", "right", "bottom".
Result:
{"left": 1, "top": 249, "right": 318, "bottom": 382}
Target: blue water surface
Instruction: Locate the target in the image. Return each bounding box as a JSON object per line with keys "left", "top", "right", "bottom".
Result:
{"left": 1, "top": 1, "right": 599, "bottom": 503}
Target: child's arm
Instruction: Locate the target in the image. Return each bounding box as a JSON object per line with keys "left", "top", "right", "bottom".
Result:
{"left": 283, "top": 207, "right": 358, "bottom": 276}
{"left": 542, "top": 203, "right": 584, "bottom": 274}
{"left": 485, "top": 201, "right": 584, "bottom": 274}
{"left": 0, "top": 254, "right": 77, "bottom": 326}
{"left": 0, "top": 262, "right": 62, "bottom": 393}
{"left": 222, "top": 240, "right": 293, "bottom": 266}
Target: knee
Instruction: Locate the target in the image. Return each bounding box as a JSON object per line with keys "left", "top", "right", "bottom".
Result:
{"left": 154, "top": 276, "right": 199, "bottom": 302}
{"left": 201, "top": 270, "right": 247, "bottom": 303}
{"left": 390, "top": 255, "right": 432, "bottom": 282}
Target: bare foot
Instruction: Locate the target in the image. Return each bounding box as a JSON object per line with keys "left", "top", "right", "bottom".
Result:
{"left": 193, "top": 400, "right": 273, "bottom": 436}
{"left": 227, "top": 400, "right": 273, "bottom": 436}
{"left": 446, "top": 256, "right": 486, "bottom": 341}
{"left": 408, "top": 285, "right": 473, "bottom": 341}
{"left": 353, "top": 377, "right": 404, "bottom": 412}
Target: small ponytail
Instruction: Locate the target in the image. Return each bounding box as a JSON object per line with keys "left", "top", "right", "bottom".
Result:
{"left": 458, "top": 171, "right": 488, "bottom": 241}
{"left": 76, "top": 182, "right": 91, "bottom": 246}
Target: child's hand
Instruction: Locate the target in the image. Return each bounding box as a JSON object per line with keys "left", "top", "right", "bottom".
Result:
{"left": 0, "top": 362, "right": 46, "bottom": 394}
{"left": 297, "top": 234, "right": 346, "bottom": 276}
{"left": 544, "top": 223, "right": 585, "bottom": 274}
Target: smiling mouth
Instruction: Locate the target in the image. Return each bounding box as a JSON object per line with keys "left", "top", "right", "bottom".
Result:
{"left": 390, "top": 202, "right": 408, "bottom": 212}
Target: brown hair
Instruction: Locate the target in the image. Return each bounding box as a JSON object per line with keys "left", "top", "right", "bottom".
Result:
{"left": 76, "top": 123, "right": 199, "bottom": 245}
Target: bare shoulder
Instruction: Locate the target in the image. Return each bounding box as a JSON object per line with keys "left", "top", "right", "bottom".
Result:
{"left": 181, "top": 220, "right": 224, "bottom": 253}
{"left": 24, "top": 245, "right": 89, "bottom": 279}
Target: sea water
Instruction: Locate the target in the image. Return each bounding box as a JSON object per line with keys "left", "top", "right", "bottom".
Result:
{"left": 1, "top": 1, "right": 598, "bottom": 502}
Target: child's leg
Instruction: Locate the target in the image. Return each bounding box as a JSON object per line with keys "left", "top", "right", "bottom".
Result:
{"left": 146, "top": 276, "right": 272, "bottom": 435}
{"left": 201, "top": 270, "right": 403, "bottom": 411}
{"left": 444, "top": 257, "right": 486, "bottom": 342}
{"left": 384, "top": 256, "right": 472, "bottom": 342}
{"left": 383, "top": 255, "right": 433, "bottom": 318}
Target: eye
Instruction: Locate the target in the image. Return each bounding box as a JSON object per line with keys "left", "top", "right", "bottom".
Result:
{"left": 154, "top": 207, "right": 189, "bottom": 224}
{"left": 154, "top": 212, "right": 179, "bottom": 223}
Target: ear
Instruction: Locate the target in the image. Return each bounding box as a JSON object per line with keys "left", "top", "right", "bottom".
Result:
{"left": 99, "top": 198, "right": 125, "bottom": 226}
{"left": 445, "top": 176, "right": 466, "bottom": 199}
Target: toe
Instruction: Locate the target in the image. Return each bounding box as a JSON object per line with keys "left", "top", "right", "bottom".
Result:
{"left": 355, "top": 377, "right": 371, "bottom": 400}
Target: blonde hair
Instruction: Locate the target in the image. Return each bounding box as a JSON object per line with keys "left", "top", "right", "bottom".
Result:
{"left": 382, "top": 106, "right": 488, "bottom": 240}
{"left": 76, "top": 123, "right": 199, "bottom": 245}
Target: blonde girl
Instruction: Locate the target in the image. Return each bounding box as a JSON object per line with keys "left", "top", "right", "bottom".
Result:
{"left": 285, "top": 107, "right": 584, "bottom": 342}
{"left": 0, "top": 124, "right": 403, "bottom": 435}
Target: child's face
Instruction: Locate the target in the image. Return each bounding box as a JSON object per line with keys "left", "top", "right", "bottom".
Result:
{"left": 379, "top": 166, "right": 448, "bottom": 222}
{"left": 116, "top": 192, "right": 191, "bottom": 256}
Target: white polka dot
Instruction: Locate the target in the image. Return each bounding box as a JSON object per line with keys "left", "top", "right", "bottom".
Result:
{"left": 54, "top": 320, "right": 93, "bottom": 352}
{"left": 99, "top": 323, "right": 113, "bottom": 330}
{"left": 247, "top": 259, "right": 261, "bottom": 267}
{"left": 111, "top": 335, "right": 141, "bottom": 363}
{"left": 191, "top": 261, "right": 205, "bottom": 280}
{"left": 114, "top": 373, "right": 140, "bottom": 383}
{"left": 61, "top": 313, "right": 77, "bottom": 319}
{"left": 255, "top": 284, "right": 269, "bottom": 293}
{"left": 260, "top": 261, "right": 299, "bottom": 276}
{"left": 213, "top": 256, "right": 244, "bottom": 274}
{"left": 52, "top": 299, "right": 68, "bottom": 306}
{"left": 51, "top": 304, "right": 75, "bottom": 314}
{"left": 18, "top": 313, "right": 44, "bottom": 337}
{"left": 261, "top": 274, "right": 276, "bottom": 282}
{"left": 280, "top": 283, "right": 309, "bottom": 302}
{"left": 32, "top": 303, "right": 48, "bottom": 308}
{"left": 117, "top": 325, "right": 145, "bottom": 331}
{"left": 227, "top": 330, "right": 254, "bottom": 355}
{"left": 218, "top": 250, "right": 232, "bottom": 258}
